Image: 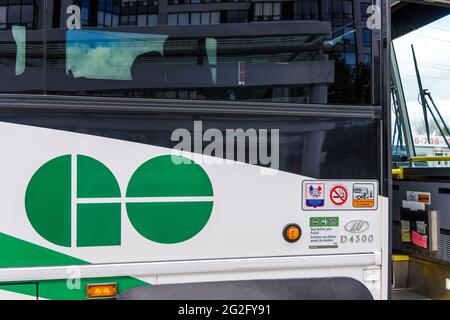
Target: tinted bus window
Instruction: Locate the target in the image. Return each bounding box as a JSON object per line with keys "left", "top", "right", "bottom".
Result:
{"left": 0, "top": 110, "right": 380, "bottom": 179}
{"left": 0, "top": 0, "right": 381, "bottom": 105}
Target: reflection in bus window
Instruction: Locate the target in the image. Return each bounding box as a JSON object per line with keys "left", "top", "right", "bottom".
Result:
{"left": 12, "top": 25, "right": 26, "bottom": 75}
{"left": 48, "top": 28, "right": 335, "bottom": 103}
{"left": 0, "top": 0, "right": 379, "bottom": 104}
{"left": 205, "top": 37, "right": 217, "bottom": 84}
{"left": 66, "top": 29, "right": 167, "bottom": 80}
{"left": 46, "top": 0, "right": 378, "bottom": 105}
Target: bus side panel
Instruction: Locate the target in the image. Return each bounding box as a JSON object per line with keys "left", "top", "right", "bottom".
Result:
{"left": 0, "top": 112, "right": 386, "bottom": 299}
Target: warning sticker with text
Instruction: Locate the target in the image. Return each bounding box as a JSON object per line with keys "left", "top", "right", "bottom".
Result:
{"left": 406, "top": 191, "right": 431, "bottom": 205}
{"left": 352, "top": 183, "right": 375, "bottom": 208}
{"left": 309, "top": 217, "right": 339, "bottom": 249}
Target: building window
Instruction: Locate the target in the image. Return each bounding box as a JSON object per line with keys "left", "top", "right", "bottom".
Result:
{"left": 134, "top": 13, "right": 157, "bottom": 25}
{"left": 168, "top": 0, "right": 249, "bottom": 4}
{"left": 344, "top": 52, "right": 356, "bottom": 68}
{"left": 8, "top": 5, "right": 20, "bottom": 23}
{"left": 78, "top": 0, "right": 159, "bottom": 27}
{"left": 363, "top": 53, "right": 371, "bottom": 65}
{"left": 168, "top": 13, "right": 177, "bottom": 25}
{"left": 362, "top": 28, "right": 372, "bottom": 47}
{"left": 343, "top": 26, "right": 355, "bottom": 44}
{"left": 118, "top": 0, "right": 159, "bottom": 26}
{"left": 201, "top": 11, "right": 210, "bottom": 24}
{"left": 179, "top": 12, "right": 189, "bottom": 25}
{"left": 294, "top": 0, "right": 319, "bottom": 20}
{"left": 253, "top": 2, "right": 281, "bottom": 21}
{"left": 148, "top": 13, "right": 158, "bottom": 25}
{"left": 333, "top": 0, "right": 343, "bottom": 18}
{"left": 225, "top": 10, "right": 248, "bottom": 23}
{"left": 343, "top": 0, "right": 353, "bottom": 19}
{"left": 168, "top": 11, "right": 221, "bottom": 25}
{"left": 211, "top": 11, "right": 220, "bottom": 23}
{"left": 321, "top": 0, "right": 332, "bottom": 19}
{"left": 360, "top": 2, "right": 371, "bottom": 21}
{"left": 137, "top": 14, "right": 146, "bottom": 25}
{"left": 81, "top": 8, "right": 89, "bottom": 25}
{"left": 0, "top": 6, "right": 7, "bottom": 28}
{"left": 191, "top": 12, "right": 200, "bottom": 24}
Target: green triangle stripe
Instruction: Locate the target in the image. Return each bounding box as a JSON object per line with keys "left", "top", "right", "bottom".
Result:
{"left": 0, "top": 283, "right": 37, "bottom": 298}
{"left": 0, "top": 233, "right": 87, "bottom": 268}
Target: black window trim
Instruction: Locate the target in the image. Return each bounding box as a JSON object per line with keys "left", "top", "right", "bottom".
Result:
{"left": 0, "top": 94, "right": 382, "bottom": 119}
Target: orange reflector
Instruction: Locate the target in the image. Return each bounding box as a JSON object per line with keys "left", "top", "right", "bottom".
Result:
{"left": 86, "top": 283, "right": 118, "bottom": 299}
{"left": 283, "top": 224, "right": 301, "bottom": 242}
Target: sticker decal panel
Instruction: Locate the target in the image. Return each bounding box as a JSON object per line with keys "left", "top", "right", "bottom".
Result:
{"left": 406, "top": 191, "right": 431, "bottom": 205}
{"left": 302, "top": 180, "right": 379, "bottom": 211}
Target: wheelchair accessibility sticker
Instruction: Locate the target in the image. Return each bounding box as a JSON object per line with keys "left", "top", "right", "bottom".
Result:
{"left": 352, "top": 183, "right": 375, "bottom": 208}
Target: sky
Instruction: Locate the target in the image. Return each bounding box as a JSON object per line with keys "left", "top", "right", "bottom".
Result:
{"left": 393, "top": 14, "right": 450, "bottom": 136}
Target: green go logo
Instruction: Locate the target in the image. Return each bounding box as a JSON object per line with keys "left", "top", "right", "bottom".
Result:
{"left": 25, "top": 154, "right": 214, "bottom": 247}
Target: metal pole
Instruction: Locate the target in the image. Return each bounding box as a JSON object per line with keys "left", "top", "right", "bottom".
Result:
{"left": 412, "top": 44, "right": 430, "bottom": 143}
{"left": 391, "top": 44, "right": 415, "bottom": 157}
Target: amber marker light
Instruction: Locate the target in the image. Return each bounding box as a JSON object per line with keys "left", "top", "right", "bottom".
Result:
{"left": 283, "top": 224, "right": 302, "bottom": 243}
{"left": 86, "top": 283, "right": 118, "bottom": 299}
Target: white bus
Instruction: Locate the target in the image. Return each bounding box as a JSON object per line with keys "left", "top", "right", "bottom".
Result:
{"left": 0, "top": 0, "right": 390, "bottom": 299}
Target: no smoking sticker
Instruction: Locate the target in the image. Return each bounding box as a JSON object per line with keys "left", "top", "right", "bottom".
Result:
{"left": 330, "top": 185, "right": 348, "bottom": 206}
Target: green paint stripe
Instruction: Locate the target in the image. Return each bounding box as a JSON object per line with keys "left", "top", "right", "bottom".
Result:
{"left": 0, "top": 233, "right": 148, "bottom": 299}
{"left": 0, "top": 233, "right": 87, "bottom": 268}
{"left": 0, "top": 283, "right": 36, "bottom": 298}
